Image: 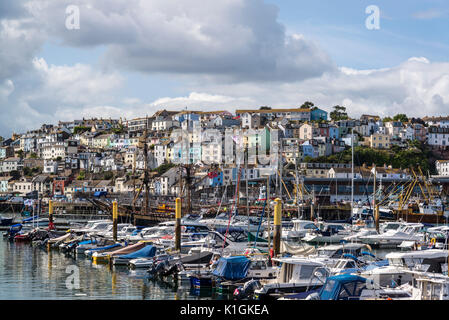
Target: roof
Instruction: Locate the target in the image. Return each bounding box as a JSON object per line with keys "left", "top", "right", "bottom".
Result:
{"left": 235, "top": 108, "right": 312, "bottom": 115}
{"left": 94, "top": 180, "right": 113, "bottom": 187}
{"left": 386, "top": 249, "right": 446, "bottom": 260}
{"left": 32, "top": 175, "right": 50, "bottom": 183}
{"left": 422, "top": 116, "right": 449, "bottom": 122}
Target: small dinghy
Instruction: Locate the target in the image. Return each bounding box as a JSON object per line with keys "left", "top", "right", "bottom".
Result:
{"left": 86, "top": 243, "right": 123, "bottom": 258}
{"left": 92, "top": 241, "right": 147, "bottom": 264}
{"left": 112, "top": 244, "right": 157, "bottom": 266}
{"left": 0, "top": 216, "right": 13, "bottom": 226}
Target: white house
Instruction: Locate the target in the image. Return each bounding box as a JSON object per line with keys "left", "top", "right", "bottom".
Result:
{"left": 41, "top": 142, "right": 66, "bottom": 160}
{"left": 427, "top": 126, "right": 449, "bottom": 147}
{"left": 436, "top": 160, "right": 449, "bottom": 176}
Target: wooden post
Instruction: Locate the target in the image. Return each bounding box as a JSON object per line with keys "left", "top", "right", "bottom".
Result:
{"left": 112, "top": 201, "right": 118, "bottom": 242}
{"left": 375, "top": 204, "right": 380, "bottom": 233}
{"left": 273, "top": 198, "right": 282, "bottom": 258}
{"left": 175, "top": 198, "right": 181, "bottom": 251}
{"left": 310, "top": 190, "right": 315, "bottom": 221}
{"left": 48, "top": 199, "right": 53, "bottom": 225}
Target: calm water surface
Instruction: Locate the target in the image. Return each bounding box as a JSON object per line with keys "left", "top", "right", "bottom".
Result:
{"left": 0, "top": 236, "right": 224, "bottom": 300}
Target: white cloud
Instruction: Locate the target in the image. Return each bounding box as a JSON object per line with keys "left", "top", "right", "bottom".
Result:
{"left": 412, "top": 9, "right": 448, "bottom": 20}
{"left": 0, "top": 57, "right": 124, "bottom": 135}
{"left": 148, "top": 57, "right": 449, "bottom": 119}
{"left": 26, "top": 0, "right": 335, "bottom": 82}
{"left": 1, "top": 0, "right": 449, "bottom": 138}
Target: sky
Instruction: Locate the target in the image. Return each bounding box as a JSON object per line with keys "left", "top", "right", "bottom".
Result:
{"left": 1, "top": 0, "right": 449, "bottom": 137}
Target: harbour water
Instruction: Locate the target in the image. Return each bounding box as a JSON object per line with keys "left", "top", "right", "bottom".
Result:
{"left": 0, "top": 236, "right": 224, "bottom": 300}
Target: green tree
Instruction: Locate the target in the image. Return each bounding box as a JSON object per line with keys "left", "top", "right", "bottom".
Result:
{"left": 259, "top": 106, "right": 271, "bottom": 110}
{"left": 23, "top": 167, "right": 32, "bottom": 176}
{"left": 393, "top": 114, "right": 409, "bottom": 123}
{"left": 300, "top": 101, "right": 315, "bottom": 109}
{"left": 153, "top": 163, "right": 176, "bottom": 175}
{"left": 112, "top": 124, "right": 125, "bottom": 134}
{"left": 77, "top": 170, "right": 86, "bottom": 180}
{"left": 73, "top": 126, "right": 90, "bottom": 134}
{"left": 104, "top": 171, "right": 113, "bottom": 180}
{"left": 330, "top": 105, "right": 349, "bottom": 121}
{"left": 30, "top": 152, "right": 38, "bottom": 159}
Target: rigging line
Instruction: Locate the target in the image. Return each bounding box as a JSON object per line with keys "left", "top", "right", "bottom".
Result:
{"left": 253, "top": 192, "right": 268, "bottom": 249}
{"left": 222, "top": 165, "right": 242, "bottom": 253}
{"left": 214, "top": 183, "right": 228, "bottom": 220}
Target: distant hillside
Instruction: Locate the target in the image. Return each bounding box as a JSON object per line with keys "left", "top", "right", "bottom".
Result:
{"left": 305, "top": 141, "right": 438, "bottom": 174}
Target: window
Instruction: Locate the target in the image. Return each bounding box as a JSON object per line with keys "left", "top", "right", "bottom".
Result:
{"left": 299, "top": 265, "right": 316, "bottom": 279}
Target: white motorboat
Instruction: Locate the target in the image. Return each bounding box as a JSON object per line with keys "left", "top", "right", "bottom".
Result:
{"left": 359, "top": 223, "right": 425, "bottom": 248}
{"left": 361, "top": 249, "right": 448, "bottom": 287}
{"left": 302, "top": 222, "right": 353, "bottom": 244}
{"left": 400, "top": 271, "right": 449, "bottom": 300}
{"left": 285, "top": 220, "right": 320, "bottom": 240}
{"left": 253, "top": 257, "right": 329, "bottom": 301}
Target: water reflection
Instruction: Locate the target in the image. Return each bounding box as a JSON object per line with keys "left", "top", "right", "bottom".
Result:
{"left": 0, "top": 237, "right": 211, "bottom": 300}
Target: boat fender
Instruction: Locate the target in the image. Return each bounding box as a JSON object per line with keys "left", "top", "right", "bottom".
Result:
{"left": 430, "top": 238, "right": 436, "bottom": 247}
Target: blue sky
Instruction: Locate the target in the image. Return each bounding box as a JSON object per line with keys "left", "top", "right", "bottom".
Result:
{"left": 266, "top": 0, "right": 449, "bottom": 68}
{"left": 38, "top": 0, "right": 449, "bottom": 103}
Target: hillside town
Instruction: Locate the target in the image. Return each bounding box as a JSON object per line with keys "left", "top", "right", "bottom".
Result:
{"left": 1, "top": 104, "right": 449, "bottom": 209}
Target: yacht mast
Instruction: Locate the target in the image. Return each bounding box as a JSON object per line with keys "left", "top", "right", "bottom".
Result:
{"left": 351, "top": 128, "right": 354, "bottom": 213}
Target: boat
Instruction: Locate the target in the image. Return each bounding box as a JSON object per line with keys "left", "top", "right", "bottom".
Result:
{"left": 400, "top": 271, "right": 449, "bottom": 300}
{"left": 92, "top": 241, "right": 147, "bottom": 264}
{"left": 360, "top": 249, "right": 449, "bottom": 287}
{"left": 285, "top": 220, "right": 321, "bottom": 240}
{"left": 358, "top": 223, "right": 425, "bottom": 248}
{"left": 303, "top": 274, "right": 411, "bottom": 300}
{"left": 85, "top": 243, "right": 123, "bottom": 258}
{"left": 71, "top": 220, "right": 112, "bottom": 235}
{"left": 22, "top": 217, "right": 49, "bottom": 228}
{"left": 212, "top": 255, "right": 278, "bottom": 295}
{"left": 112, "top": 244, "right": 157, "bottom": 266}
{"left": 47, "top": 232, "right": 74, "bottom": 247}
{"left": 301, "top": 222, "right": 353, "bottom": 244}
{"left": 253, "top": 257, "right": 329, "bottom": 301}
{"left": 129, "top": 249, "right": 171, "bottom": 269}
{"left": 0, "top": 216, "right": 13, "bottom": 226}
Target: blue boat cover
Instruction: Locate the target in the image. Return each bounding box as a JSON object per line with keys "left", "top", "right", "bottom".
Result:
{"left": 22, "top": 216, "right": 38, "bottom": 223}
{"left": 319, "top": 274, "right": 367, "bottom": 300}
{"left": 212, "top": 256, "right": 251, "bottom": 280}
{"left": 117, "top": 245, "right": 157, "bottom": 260}
{"left": 87, "top": 243, "right": 121, "bottom": 252}
{"left": 78, "top": 240, "right": 97, "bottom": 246}
{"left": 363, "top": 259, "right": 389, "bottom": 271}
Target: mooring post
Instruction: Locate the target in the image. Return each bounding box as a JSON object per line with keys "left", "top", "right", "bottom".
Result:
{"left": 175, "top": 197, "right": 181, "bottom": 251}
{"left": 47, "top": 200, "right": 52, "bottom": 250}
{"left": 48, "top": 199, "right": 54, "bottom": 230}
{"left": 375, "top": 204, "right": 380, "bottom": 233}
{"left": 112, "top": 201, "right": 118, "bottom": 242}
{"left": 273, "top": 198, "right": 282, "bottom": 258}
